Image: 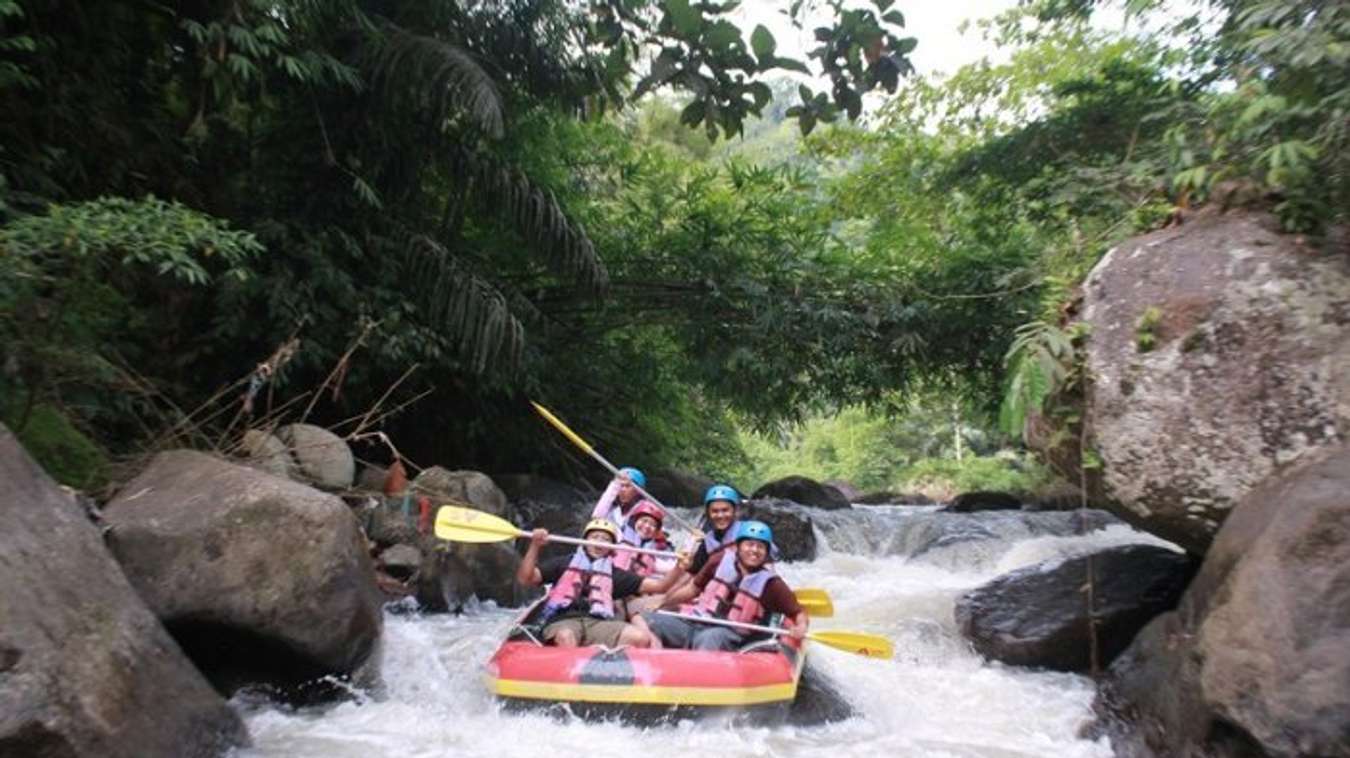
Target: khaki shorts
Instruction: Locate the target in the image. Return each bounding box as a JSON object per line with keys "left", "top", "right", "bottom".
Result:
{"left": 541, "top": 616, "right": 629, "bottom": 647}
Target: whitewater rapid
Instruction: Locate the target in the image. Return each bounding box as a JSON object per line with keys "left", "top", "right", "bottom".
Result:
{"left": 233, "top": 507, "right": 1178, "bottom": 757}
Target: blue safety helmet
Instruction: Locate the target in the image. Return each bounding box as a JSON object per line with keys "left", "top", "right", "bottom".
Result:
{"left": 734, "top": 520, "right": 774, "bottom": 546}
{"left": 619, "top": 467, "right": 646, "bottom": 489}
{"left": 703, "top": 484, "right": 739, "bottom": 508}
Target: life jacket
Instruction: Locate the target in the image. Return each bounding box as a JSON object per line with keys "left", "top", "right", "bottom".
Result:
{"left": 613, "top": 532, "right": 671, "bottom": 577}
{"left": 540, "top": 549, "right": 614, "bottom": 624}
{"left": 698, "top": 518, "right": 738, "bottom": 556}
{"left": 683, "top": 550, "right": 776, "bottom": 631}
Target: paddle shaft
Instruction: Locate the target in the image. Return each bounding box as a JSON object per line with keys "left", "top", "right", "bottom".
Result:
{"left": 656, "top": 610, "right": 798, "bottom": 638}
{"left": 532, "top": 402, "right": 701, "bottom": 533}
{"left": 539, "top": 532, "right": 680, "bottom": 559}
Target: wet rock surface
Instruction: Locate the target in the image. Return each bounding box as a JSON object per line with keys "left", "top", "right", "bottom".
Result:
{"left": 752, "top": 475, "right": 851, "bottom": 510}
{"left": 0, "top": 426, "right": 247, "bottom": 757}
{"left": 955, "top": 544, "right": 1195, "bottom": 672}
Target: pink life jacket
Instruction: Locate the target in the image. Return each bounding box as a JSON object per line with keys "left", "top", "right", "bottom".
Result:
{"left": 684, "top": 550, "right": 776, "bottom": 630}
{"left": 613, "top": 533, "right": 671, "bottom": 577}
{"left": 540, "top": 549, "right": 614, "bottom": 623}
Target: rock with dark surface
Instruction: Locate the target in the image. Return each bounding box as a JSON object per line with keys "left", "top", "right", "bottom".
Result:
{"left": 645, "top": 468, "right": 714, "bottom": 510}
{"left": 499, "top": 474, "right": 595, "bottom": 558}
{"left": 742, "top": 498, "right": 817, "bottom": 562}
{"left": 102, "top": 450, "right": 383, "bottom": 699}
{"left": 1071, "top": 211, "right": 1350, "bottom": 554}
{"left": 945, "top": 490, "right": 1023, "bottom": 513}
{"left": 823, "top": 479, "right": 861, "bottom": 502}
{"left": 955, "top": 545, "right": 1195, "bottom": 672}
{"left": 0, "top": 426, "right": 247, "bottom": 757}
{"left": 787, "top": 659, "right": 854, "bottom": 725}
{"left": 1102, "top": 444, "right": 1350, "bottom": 758}
{"left": 752, "top": 475, "right": 851, "bottom": 510}
{"left": 276, "top": 423, "right": 355, "bottom": 490}
{"left": 855, "top": 490, "right": 935, "bottom": 506}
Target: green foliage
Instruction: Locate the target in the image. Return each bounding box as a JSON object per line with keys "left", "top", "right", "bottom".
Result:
{"left": 2, "top": 195, "right": 261, "bottom": 285}
{"left": 899, "top": 454, "right": 1050, "bottom": 499}
{"left": 1135, "top": 306, "right": 1162, "bottom": 352}
{"left": 999, "top": 321, "right": 1090, "bottom": 437}
{"left": 1, "top": 401, "right": 109, "bottom": 490}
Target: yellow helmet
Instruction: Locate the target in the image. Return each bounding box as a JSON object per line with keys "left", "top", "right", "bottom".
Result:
{"left": 582, "top": 518, "right": 620, "bottom": 542}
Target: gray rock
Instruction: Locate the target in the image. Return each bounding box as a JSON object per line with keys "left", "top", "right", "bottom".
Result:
{"left": 103, "top": 450, "right": 382, "bottom": 700}
{"left": 752, "top": 475, "right": 851, "bottom": 510}
{"left": 0, "top": 426, "right": 247, "bottom": 757}
{"left": 240, "top": 428, "right": 293, "bottom": 479}
{"left": 413, "top": 467, "right": 510, "bottom": 516}
{"left": 1079, "top": 211, "right": 1350, "bottom": 553}
{"left": 955, "top": 545, "right": 1195, "bottom": 672}
{"left": 1103, "top": 443, "right": 1350, "bottom": 757}
{"left": 356, "top": 464, "right": 388, "bottom": 492}
{"left": 823, "top": 479, "right": 861, "bottom": 502}
{"left": 276, "top": 423, "right": 354, "bottom": 490}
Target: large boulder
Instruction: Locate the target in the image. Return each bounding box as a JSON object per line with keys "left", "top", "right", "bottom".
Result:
{"left": 742, "top": 498, "right": 817, "bottom": 562}
{"left": 102, "top": 450, "right": 383, "bottom": 698}
{"left": 945, "top": 490, "right": 1022, "bottom": 513}
{"left": 752, "top": 475, "right": 851, "bottom": 510}
{"left": 0, "top": 425, "right": 247, "bottom": 757}
{"left": 955, "top": 545, "right": 1195, "bottom": 672}
{"left": 239, "top": 428, "right": 293, "bottom": 479}
{"left": 412, "top": 466, "right": 510, "bottom": 516}
{"left": 1077, "top": 211, "right": 1350, "bottom": 553}
{"left": 276, "top": 423, "right": 355, "bottom": 490}
{"left": 645, "top": 468, "right": 714, "bottom": 510}
{"left": 1102, "top": 443, "right": 1350, "bottom": 758}
{"left": 498, "top": 473, "right": 595, "bottom": 558}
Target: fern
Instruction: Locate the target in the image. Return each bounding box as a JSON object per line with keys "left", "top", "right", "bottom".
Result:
{"left": 451, "top": 148, "right": 609, "bottom": 292}
{"left": 363, "top": 24, "right": 504, "bottom": 139}
{"left": 998, "top": 320, "right": 1083, "bottom": 436}
{"left": 401, "top": 233, "right": 525, "bottom": 374}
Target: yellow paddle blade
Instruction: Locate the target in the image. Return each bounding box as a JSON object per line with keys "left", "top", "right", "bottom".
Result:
{"left": 808, "top": 630, "right": 894, "bottom": 659}
{"left": 433, "top": 506, "right": 523, "bottom": 543}
{"left": 531, "top": 402, "right": 596, "bottom": 457}
{"left": 795, "top": 588, "right": 834, "bottom": 618}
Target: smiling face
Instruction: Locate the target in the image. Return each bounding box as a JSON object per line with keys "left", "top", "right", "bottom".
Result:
{"left": 584, "top": 529, "right": 615, "bottom": 559}
{"left": 736, "top": 538, "right": 769, "bottom": 570}
{"left": 706, "top": 500, "right": 736, "bottom": 531}
{"left": 633, "top": 514, "right": 660, "bottom": 540}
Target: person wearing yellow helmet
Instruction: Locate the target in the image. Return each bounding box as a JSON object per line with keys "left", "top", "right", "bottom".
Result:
{"left": 516, "top": 517, "right": 687, "bottom": 648}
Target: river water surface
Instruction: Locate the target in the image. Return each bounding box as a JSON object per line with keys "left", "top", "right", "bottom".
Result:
{"left": 233, "top": 506, "right": 1177, "bottom": 758}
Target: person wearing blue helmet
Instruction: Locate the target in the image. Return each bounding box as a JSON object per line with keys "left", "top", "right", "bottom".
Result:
{"left": 590, "top": 466, "right": 646, "bottom": 528}
{"left": 643, "top": 520, "right": 807, "bottom": 651}
{"left": 686, "top": 483, "right": 742, "bottom": 575}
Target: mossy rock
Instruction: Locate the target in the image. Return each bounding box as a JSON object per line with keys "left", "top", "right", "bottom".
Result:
{"left": 2, "top": 403, "right": 109, "bottom": 490}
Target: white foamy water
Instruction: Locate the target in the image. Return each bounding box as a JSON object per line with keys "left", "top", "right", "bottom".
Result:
{"left": 234, "top": 508, "right": 1172, "bottom": 757}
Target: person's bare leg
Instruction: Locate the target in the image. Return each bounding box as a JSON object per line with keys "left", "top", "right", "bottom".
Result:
{"left": 617, "top": 623, "right": 654, "bottom": 648}
{"left": 627, "top": 613, "right": 661, "bottom": 649}
{"left": 551, "top": 627, "right": 580, "bottom": 647}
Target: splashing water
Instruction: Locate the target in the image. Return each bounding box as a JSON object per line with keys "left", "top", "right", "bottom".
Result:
{"left": 234, "top": 508, "right": 1171, "bottom": 757}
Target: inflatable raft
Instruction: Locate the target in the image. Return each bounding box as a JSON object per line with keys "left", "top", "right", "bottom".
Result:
{"left": 484, "top": 606, "right": 806, "bottom": 708}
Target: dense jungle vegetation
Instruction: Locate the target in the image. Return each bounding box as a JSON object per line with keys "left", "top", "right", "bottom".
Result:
{"left": 1, "top": 0, "right": 1345, "bottom": 495}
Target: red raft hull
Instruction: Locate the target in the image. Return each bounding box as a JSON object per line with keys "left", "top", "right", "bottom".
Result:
{"left": 485, "top": 638, "right": 806, "bottom": 707}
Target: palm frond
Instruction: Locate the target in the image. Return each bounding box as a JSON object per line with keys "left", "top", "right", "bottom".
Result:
{"left": 363, "top": 23, "right": 504, "bottom": 139}
{"left": 402, "top": 233, "right": 525, "bottom": 374}
{"left": 452, "top": 148, "right": 609, "bottom": 293}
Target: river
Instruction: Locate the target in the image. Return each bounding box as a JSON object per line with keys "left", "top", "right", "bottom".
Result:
{"left": 233, "top": 505, "right": 1178, "bottom": 757}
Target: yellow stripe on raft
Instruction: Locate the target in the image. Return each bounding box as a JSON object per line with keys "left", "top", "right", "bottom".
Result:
{"left": 487, "top": 676, "right": 799, "bottom": 706}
